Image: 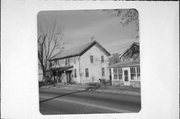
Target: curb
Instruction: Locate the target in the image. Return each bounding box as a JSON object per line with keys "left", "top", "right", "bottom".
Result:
{"left": 95, "top": 89, "right": 140, "bottom": 96}
{"left": 54, "top": 86, "right": 140, "bottom": 96}
{"left": 40, "top": 85, "right": 140, "bottom": 96}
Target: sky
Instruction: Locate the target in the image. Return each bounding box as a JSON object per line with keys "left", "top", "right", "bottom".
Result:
{"left": 38, "top": 10, "right": 139, "bottom": 54}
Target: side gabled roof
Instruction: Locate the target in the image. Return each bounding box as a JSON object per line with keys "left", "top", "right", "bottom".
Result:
{"left": 51, "top": 40, "right": 111, "bottom": 61}
{"left": 119, "top": 42, "right": 139, "bottom": 59}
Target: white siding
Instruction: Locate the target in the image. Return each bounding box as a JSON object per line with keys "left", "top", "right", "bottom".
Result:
{"left": 80, "top": 44, "right": 109, "bottom": 84}
{"left": 72, "top": 56, "right": 81, "bottom": 83}
{"left": 50, "top": 44, "right": 110, "bottom": 84}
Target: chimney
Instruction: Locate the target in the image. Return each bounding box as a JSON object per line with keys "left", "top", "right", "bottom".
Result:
{"left": 90, "top": 36, "right": 95, "bottom": 42}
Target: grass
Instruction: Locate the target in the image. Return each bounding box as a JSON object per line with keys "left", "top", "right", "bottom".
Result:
{"left": 99, "top": 85, "right": 140, "bottom": 93}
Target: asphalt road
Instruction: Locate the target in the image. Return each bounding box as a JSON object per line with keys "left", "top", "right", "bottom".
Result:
{"left": 39, "top": 88, "right": 141, "bottom": 114}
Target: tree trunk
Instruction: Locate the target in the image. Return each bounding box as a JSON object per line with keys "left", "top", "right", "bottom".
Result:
{"left": 42, "top": 68, "right": 46, "bottom": 81}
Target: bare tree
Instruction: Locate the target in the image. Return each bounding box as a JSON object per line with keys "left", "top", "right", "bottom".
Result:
{"left": 109, "top": 53, "right": 120, "bottom": 65}
{"left": 38, "top": 20, "right": 64, "bottom": 81}
{"left": 104, "top": 9, "right": 139, "bottom": 38}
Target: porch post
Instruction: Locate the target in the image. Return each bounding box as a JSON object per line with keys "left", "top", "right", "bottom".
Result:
{"left": 111, "top": 68, "right": 114, "bottom": 85}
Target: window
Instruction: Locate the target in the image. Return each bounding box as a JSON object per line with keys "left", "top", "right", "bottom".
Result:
{"left": 65, "top": 58, "right": 70, "bottom": 65}
{"left": 118, "top": 68, "right": 122, "bottom": 80}
{"left": 65, "top": 59, "right": 68, "bottom": 65}
{"left": 130, "top": 67, "right": 136, "bottom": 80}
{"left": 74, "top": 69, "right": 77, "bottom": 78}
{"left": 113, "top": 68, "right": 122, "bottom": 80}
{"left": 50, "top": 62, "right": 53, "bottom": 67}
{"left": 113, "top": 68, "right": 118, "bottom": 79}
{"left": 102, "top": 68, "right": 105, "bottom": 76}
{"left": 101, "top": 56, "right": 104, "bottom": 63}
{"left": 137, "top": 66, "right": 140, "bottom": 79}
{"left": 74, "top": 57, "right": 76, "bottom": 64}
{"left": 53, "top": 60, "right": 59, "bottom": 66}
{"left": 85, "top": 68, "right": 89, "bottom": 77}
{"left": 90, "top": 55, "right": 93, "bottom": 63}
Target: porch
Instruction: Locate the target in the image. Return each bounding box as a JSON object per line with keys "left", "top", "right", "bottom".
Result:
{"left": 109, "top": 61, "right": 140, "bottom": 88}
{"left": 47, "top": 65, "right": 74, "bottom": 84}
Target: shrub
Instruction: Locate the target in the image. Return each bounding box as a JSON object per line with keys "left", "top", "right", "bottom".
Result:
{"left": 39, "top": 81, "right": 45, "bottom": 87}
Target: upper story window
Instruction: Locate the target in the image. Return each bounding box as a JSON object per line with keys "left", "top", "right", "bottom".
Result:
{"left": 65, "top": 59, "right": 68, "bottom": 65}
{"left": 74, "top": 57, "right": 76, "bottom": 64}
{"left": 54, "top": 60, "right": 59, "bottom": 65}
{"left": 90, "top": 55, "right": 93, "bottom": 63}
{"left": 101, "top": 56, "right": 104, "bottom": 63}
{"left": 50, "top": 62, "right": 53, "bottom": 67}
{"left": 65, "top": 58, "right": 70, "bottom": 65}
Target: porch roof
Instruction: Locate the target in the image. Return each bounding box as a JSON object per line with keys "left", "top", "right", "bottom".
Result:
{"left": 47, "top": 66, "right": 73, "bottom": 72}
{"left": 109, "top": 61, "right": 140, "bottom": 68}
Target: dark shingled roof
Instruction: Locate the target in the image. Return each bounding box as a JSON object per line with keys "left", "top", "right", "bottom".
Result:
{"left": 51, "top": 40, "right": 111, "bottom": 61}
{"left": 109, "top": 42, "right": 140, "bottom": 68}
{"left": 119, "top": 42, "right": 139, "bottom": 58}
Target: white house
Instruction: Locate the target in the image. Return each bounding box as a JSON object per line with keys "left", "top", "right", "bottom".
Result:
{"left": 109, "top": 42, "right": 140, "bottom": 87}
{"left": 49, "top": 40, "right": 111, "bottom": 84}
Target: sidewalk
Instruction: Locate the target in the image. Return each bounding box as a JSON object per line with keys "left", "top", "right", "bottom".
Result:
{"left": 40, "top": 83, "right": 140, "bottom": 96}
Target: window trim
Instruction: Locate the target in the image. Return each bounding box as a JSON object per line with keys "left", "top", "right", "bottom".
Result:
{"left": 85, "top": 68, "right": 89, "bottom": 77}
{"left": 118, "top": 68, "right": 122, "bottom": 80}
{"left": 101, "top": 56, "right": 104, "bottom": 63}
{"left": 113, "top": 68, "right": 122, "bottom": 80}
{"left": 113, "top": 68, "right": 118, "bottom": 80}
{"left": 137, "top": 66, "right": 140, "bottom": 80}
{"left": 130, "top": 67, "right": 136, "bottom": 80}
{"left": 74, "top": 69, "right": 77, "bottom": 78}
{"left": 102, "top": 67, "right": 105, "bottom": 77}
{"left": 90, "top": 55, "right": 93, "bottom": 63}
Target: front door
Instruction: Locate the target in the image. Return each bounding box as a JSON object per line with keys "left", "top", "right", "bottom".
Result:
{"left": 66, "top": 71, "right": 72, "bottom": 84}
{"left": 123, "top": 68, "right": 130, "bottom": 85}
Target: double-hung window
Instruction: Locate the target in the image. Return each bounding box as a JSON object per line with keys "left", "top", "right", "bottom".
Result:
{"left": 113, "top": 68, "right": 122, "bottom": 80}
{"left": 137, "top": 66, "right": 140, "bottom": 80}
{"left": 85, "top": 68, "right": 89, "bottom": 77}
{"left": 65, "top": 58, "right": 70, "bottom": 65}
{"left": 102, "top": 68, "right": 105, "bottom": 76}
{"left": 74, "top": 69, "right": 77, "bottom": 78}
{"left": 130, "top": 67, "right": 136, "bottom": 80}
{"left": 101, "top": 56, "right": 104, "bottom": 63}
{"left": 113, "top": 68, "right": 118, "bottom": 79}
{"left": 90, "top": 55, "right": 93, "bottom": 63}
{"left": 118, "top": 68, "right": 122, "bottom": 80}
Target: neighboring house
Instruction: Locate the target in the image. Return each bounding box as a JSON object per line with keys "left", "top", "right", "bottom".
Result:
{"left": 49, "top": 40, "right": 111, "bottom": 84}
{"left": 109, "top": 42, "right": 140, "bottom": 87}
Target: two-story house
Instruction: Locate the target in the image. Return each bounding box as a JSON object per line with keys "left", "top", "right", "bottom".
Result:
{"left": 49, "top": 40, "right": 111, "bottom": 84}
{"left": 109, "top": 42, "right": 140, "bottom": 87}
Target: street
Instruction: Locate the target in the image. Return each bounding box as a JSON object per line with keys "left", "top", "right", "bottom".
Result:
{"left": 39, "top": 88, "right": 141, "bottom": 114}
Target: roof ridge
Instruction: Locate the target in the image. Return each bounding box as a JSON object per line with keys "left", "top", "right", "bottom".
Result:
{"left": 63, "top": 40, "right": 95, "bottom": 51}
{"left": 51, "top": 40, "right": 110, "bottom": 60}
